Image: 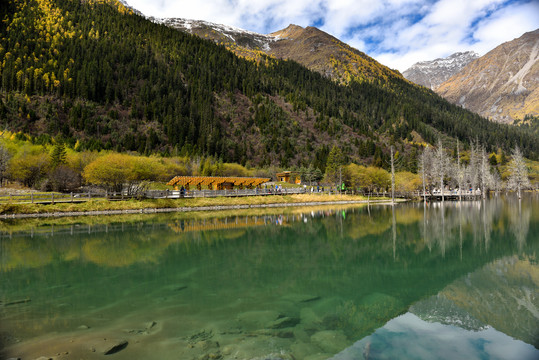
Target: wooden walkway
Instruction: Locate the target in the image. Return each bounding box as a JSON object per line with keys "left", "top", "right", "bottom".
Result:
{"left": 421, "top": 192, "right": 482, "bottom": 201}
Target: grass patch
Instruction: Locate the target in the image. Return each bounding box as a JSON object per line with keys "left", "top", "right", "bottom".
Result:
{"left": 0, "top": 193, "right": 383, "bottom": 215}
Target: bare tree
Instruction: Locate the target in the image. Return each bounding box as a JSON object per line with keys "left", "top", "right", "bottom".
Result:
{"left": 507, "top": 146, "right": 531, "bottom": 199}
{"left": 456, "top": 139, "right": 463, "bottom": 201}
{"left": 432, "top": 139, "right": 450, "bottom": 202}
{"left": 390, "top": 145, "right": 395, "bottom": 204}
{"left": 419, "top": 145, "right": 434, "bottom": 201}
{"left": 468, "top": 140, "right": 481, "bottom": 193}
{"left": 478, "top": 146, "right": 494, "bottom": 198}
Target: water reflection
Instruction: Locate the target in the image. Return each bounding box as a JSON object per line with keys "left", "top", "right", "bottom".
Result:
{"left": 419, "top": 196, "right": 534, "bottom": 258}
{"left": 510, "top": 198, "right": 531, "bottom": 251}
{"left": 0, "top": 197, "right": 537, "bottom": 360}
{"left": 333, "top": 251, "right": 539, "bottom": 359}
{"left": 332, "top": 312, "right": 538, "bottom": 360}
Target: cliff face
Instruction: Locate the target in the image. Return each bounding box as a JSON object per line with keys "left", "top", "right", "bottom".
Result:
{"left": 436, "top": 29, "right": 539, "bottom": 124}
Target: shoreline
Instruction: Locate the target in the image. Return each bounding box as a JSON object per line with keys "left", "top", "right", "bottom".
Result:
{"left": 0, "top": 199, "right": 397, "bottom": 219}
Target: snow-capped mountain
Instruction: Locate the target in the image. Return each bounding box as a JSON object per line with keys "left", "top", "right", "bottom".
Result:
{"left": 403, "top": 51, "right": 480, "bottom": 90}
{"left": 152, "top": 17, "right": 280, "bottom": 51}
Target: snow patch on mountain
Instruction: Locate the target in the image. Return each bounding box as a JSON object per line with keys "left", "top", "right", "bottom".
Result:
{"left": 403, "top": 51, "right": 480, "bottom": 90}
{"left": 152, "top": 17, "right": 281, "bottom": 51}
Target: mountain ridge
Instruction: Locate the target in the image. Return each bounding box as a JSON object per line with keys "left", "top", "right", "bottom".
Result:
{"left": 403, "top": 51, "right": 480, "bottom": 90}
{"left": 154, "top": 17, "right": 404, "bottom": 85}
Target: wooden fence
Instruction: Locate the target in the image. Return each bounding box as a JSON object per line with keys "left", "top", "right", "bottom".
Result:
{"left": 0, "top": 192, "right": 97, "bottom": 204}
{"left": 0, "top": 188, "right": 310, "bottom": 204}
{"left": 0, "top": 188, "right": 423, "bottom": 205}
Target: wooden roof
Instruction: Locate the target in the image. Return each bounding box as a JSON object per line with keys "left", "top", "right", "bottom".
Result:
{"left": 167, "top": 176, "right": 270, "bottom": 187}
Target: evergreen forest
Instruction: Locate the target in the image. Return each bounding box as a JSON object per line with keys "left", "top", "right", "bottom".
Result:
{"left": 1, "top": 0, "right": 538, "bottom": 175}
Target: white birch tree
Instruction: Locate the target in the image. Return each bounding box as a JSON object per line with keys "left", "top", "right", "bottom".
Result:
{"left": 432, "top": 139, "right": 450, "bottom": 202}
{"left": 468, "top": 140, "right": 481, "bottom": 193}
{"left": 479, "top": 146, "right": 494, "bottom": 198}
{"left": 507, "top": 146, "right": 530, "bottom": 199}
{"left": 418, "top": 145, "right": 434, "bottom": 201}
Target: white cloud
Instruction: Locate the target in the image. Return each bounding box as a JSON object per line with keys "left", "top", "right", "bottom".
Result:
{"left": 472, "top": 1, "right": 539, "bottom": 53}
{"left": 123, "top": 0, "right": 539, "bottom": 72}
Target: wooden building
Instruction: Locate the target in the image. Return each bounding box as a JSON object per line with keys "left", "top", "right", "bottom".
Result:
{"left": 167, "top": 176, "right": 270, "bottom": 190}
{"left": 276, "top": 171, "right": 301, "bottom": 184}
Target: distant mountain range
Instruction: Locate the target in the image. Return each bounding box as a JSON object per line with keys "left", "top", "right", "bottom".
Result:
{"left": 437, "top": 29, "right": 539, "bottom": 124}
{"left": 161, "top": 15, "right": 539, "bottom": 126}
{"left": 403, "top": 51, "right": 480, "bottom": 90}
{"left": 404, "top": 30, "right": 539, "bottom": 124}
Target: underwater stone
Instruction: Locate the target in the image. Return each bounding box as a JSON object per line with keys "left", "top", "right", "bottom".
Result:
{"left": 90, "top": 338, "right": 128, "bottom": 355}
{"left": 310, "top": 330, "right": 349, "bottom": 354}
{"left": 282, "top": 294, "right": 321, "bottom": 303}
{"left": 268, "top": 316, "right": 300, "bottom": 329}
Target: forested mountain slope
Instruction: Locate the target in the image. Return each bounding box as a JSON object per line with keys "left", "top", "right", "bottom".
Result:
{"left": 158, "top": 19, "right": 403, "bottom": 86}
{"left": 0, "top": 0, "right": 537, "bottom": 170}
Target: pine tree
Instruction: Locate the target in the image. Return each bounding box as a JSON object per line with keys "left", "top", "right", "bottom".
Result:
{"left": 324, "top": 146, "right": 344, "bottom": 185}
{"left": 50, "top": 141, "right": 67, "bottom": 168}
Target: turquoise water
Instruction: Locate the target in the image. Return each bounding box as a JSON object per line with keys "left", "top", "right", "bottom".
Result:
{"left": 0, "top": 196, "right": 537, "bottom": 359}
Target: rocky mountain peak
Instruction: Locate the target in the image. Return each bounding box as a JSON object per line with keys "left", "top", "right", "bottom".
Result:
{"left": 270, "top": 24, "right": 305, "bottom": 39}
{"left": 403, "top": 51, "right": 480, "bottom": 90}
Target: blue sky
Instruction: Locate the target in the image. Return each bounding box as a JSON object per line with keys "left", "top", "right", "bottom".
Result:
{"left": 124, "top": 0, "right": 539, "bottom": 71}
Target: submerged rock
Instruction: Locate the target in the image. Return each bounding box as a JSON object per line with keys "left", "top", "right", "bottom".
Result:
{"left": 186, "top": 329, "right": 214, "bottom": 344}
{"left": 311, "top": 330, "right": 349, "bottom": 354}
{"left": 300, "top": 307, "right": 322, "bottom": 330}
{"left": 268, "top": 316, "right": 300, "bottom": 329}
{"left": 124, "top": 320, "right": 159, "bottom": 335}
{"left": 282, "top": 294, "right": 321, "bottom": 303}
{"left": 291, "top": 341, "right": 315, "bottom": 358}
{"left": 89, "top": 338, "right": 128, "bottom": 355}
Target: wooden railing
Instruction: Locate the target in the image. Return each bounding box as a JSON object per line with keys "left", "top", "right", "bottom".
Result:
{"left": 0, "top": 187, "right": 418, "bottom": 205}
{"left": 0, "top": 192, "right": 97, "bottom": 204}
{"left": 0, "top": 188, "right": 310, "bottom": 204}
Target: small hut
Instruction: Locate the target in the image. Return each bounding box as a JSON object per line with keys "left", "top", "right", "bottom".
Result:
{"left": 275, "top": 171, "right": 301, "bottom": 184}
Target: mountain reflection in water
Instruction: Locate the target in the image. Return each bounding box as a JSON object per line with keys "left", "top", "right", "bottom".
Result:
{"left": 332, "top": 312, "right": 537, "bottom": 360}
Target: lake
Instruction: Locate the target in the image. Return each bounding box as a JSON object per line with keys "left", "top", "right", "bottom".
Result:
{"left": 0, "top": 196, "right": 537, "bottom": 360}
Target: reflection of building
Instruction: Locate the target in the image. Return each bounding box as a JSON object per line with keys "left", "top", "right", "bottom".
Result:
{"left": 276, "top": 171, "right": 301, "bottom": 184}
{"left": 167, "top": 176, "right": 269, "bottom": 190}
{"left": 168, "top": 216, "right": 289, "bottom": 233}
